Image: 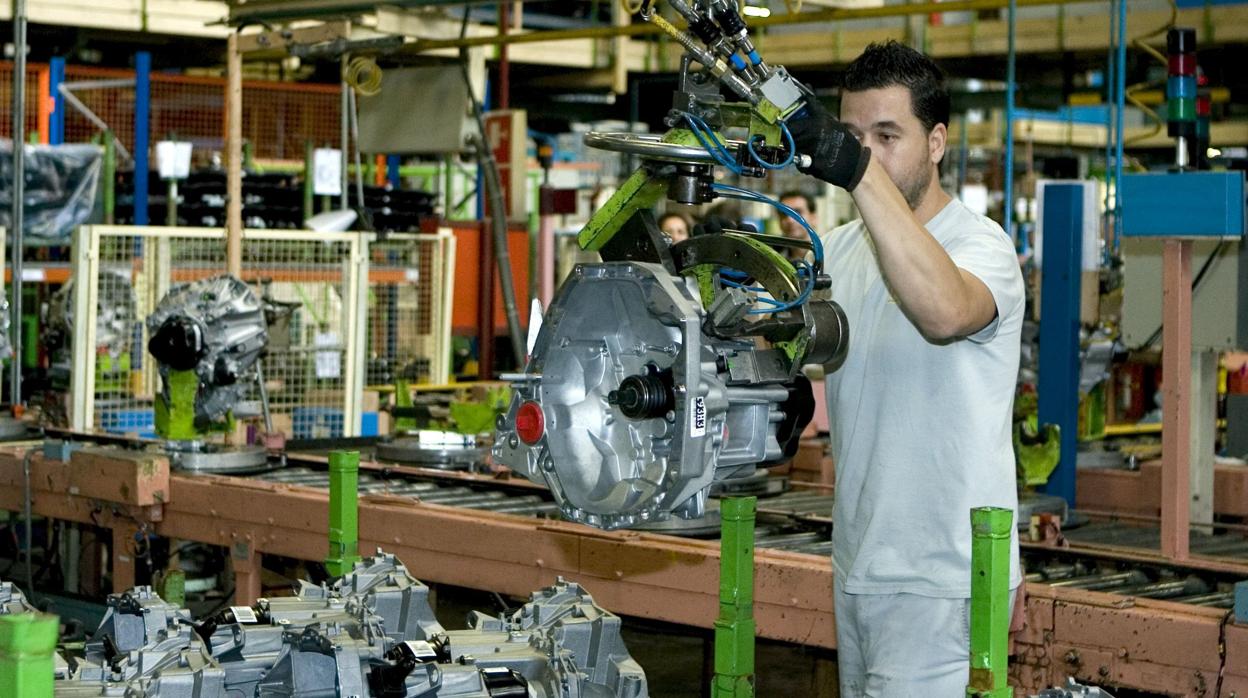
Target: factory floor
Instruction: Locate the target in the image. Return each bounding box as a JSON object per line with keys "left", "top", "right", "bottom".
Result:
{"left": 433, "top": 583, "right": 840, "bottom": 697}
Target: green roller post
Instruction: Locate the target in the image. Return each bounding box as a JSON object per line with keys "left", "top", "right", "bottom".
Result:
{"left": 0, "top": 613, "right": 58, "bottom": 698}
{"left": 713, "top": 496, "right": 756, "bottom": 698}
{"left": 967, "top": 506, "right": 1013, "bottom": 698}
{"left": 325, "top": 450, "right": 361, "bottom": 577}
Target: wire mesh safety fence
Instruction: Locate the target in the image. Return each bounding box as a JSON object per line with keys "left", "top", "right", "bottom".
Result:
{"left": 70, "top": 226, "right": 367, "bottom": 440}
{"left": 364, "top": 230, "right": 456, "bottom": 389}
{"left": 0, "top": 62, "right": 46, "bottom": 139}
{"left": 2, "top": 61, "right": 342, "bottom": 162}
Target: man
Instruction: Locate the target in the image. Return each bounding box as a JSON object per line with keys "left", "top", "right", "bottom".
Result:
{"left": 788, "top": 41, "right": 1024, "bottom": 695}
{"left": 775, "top": 190, "right": 818, "bottom": 261}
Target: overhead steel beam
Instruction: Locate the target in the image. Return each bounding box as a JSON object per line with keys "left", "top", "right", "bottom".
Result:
{"left": 227, "top": 0, "right": 525, "bottom": 26}
{"left": 402, "top": 0, "right": 1091, "bottom": 53}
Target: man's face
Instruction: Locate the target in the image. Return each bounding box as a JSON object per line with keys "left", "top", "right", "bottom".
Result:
{"left": 778, "top": 196, "right": 811, "bottom": 240}
{"left": 840, "top": 85, "right": 946, "bottom": 210}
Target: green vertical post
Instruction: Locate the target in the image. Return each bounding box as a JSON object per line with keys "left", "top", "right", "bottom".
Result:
{"left": 21, "top": 314, "right": 37, "bottom": 369}
{"left": 0, "top": 613, "right": 58, "bottom": 698}
{"left": 713, "top": 496, "right": 756, "bottom": 698}
{"left": 393, "top": 377, "right": 416, "bottom": 434}
{"left": 967, "top": 506, "right": 1013, "bottom": 697}
{"left": 302, "top": 140, "right": 314, "bottom": 222}
{"left": 442, "top": 154, "right": 454, "bottom": 219}
{"left": 325, "top": 450, "right": 360, "bottom": 577}
{"left": 102, "top": 130, "right": 116, "bottom": 225}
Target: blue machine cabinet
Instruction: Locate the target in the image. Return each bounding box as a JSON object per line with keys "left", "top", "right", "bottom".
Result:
{"left": 1120, "top": 171, "right": 1245, "bottom": 240}
{"left": 1037, "top": 182, "right": 1092, "bottom": 506}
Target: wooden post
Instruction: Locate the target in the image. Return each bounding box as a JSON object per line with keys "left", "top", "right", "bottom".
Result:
{"left": 111, "top": 524, "right": 139, "bottom": 593}
{"left": 231, "top": 538, "right": 262, "bottom": 606}
{"left": 225, "top": 32, "right": 243, "bottom": 277}
{"left": 1161, "top": 240, "right": 1192, "bottom": 560}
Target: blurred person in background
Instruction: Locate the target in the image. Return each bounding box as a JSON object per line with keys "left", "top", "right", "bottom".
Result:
{"left": 658, "top": 211, "right": 691, "bottom": 243}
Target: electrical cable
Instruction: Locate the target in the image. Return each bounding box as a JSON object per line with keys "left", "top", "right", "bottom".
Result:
{"left": 458, "top": 9, "right": 526, "bottom": 368}
{"left": 711, "top": 182, "right": 823, "bottom": 266}
{"left": 745, "top": 122, "right": 796, "bottom": 170}
{"left": 344, "top": 56, "right": 383, "bottom": 96}
{"left": 1123, "top": 0, "right": 1178, "bottom": 145}
{"left": 708, "top": 182, "right": 821, "bottom": 314}
{"left": 743, "top": 259, "right": 814, "bottom": 314}
{"left": 1215, "top": 609, "right": 1232, "bottom": 697}
{"left": 680, "top": 112, "right": 742, "bottom": 174}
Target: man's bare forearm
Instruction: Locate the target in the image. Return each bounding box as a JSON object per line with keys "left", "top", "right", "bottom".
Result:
{"left": 850, "top": 159, "right": 996, "bottom": 341}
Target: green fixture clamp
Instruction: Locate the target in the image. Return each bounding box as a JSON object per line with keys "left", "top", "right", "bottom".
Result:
{"left": 155, "top": 368, "right": 200, "bottom": 441}
{"left": 967, "top": 506, "right": 1014, "bottom": 697}
{"left": 713, "top": 496, "right": 757, "bottom": 698}
{"left": 0, "top": 613, "right": 58, "bottom": 698}
{"left": 325, "top": 450, "right": 361, "bottom": 577}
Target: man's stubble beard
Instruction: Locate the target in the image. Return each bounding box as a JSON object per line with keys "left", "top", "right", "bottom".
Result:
{"left": 894, "top": 155, "right": 934, "bottom": 212}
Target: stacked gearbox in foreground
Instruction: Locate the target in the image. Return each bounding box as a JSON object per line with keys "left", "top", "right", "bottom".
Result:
{"left": 19, "top": 552, "right": 648, "bottom": 697}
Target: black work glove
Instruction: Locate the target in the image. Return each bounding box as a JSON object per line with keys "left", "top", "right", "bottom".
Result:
{"left": 786, "top": 99, "right": 870, "bottom": 191}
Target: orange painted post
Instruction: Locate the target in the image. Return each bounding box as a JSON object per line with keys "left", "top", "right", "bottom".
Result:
{"left": 1161, "top": 239, "right": 1193, "bottom": 561}
{"left": 374, "top": 153, "right": 386, "bottom": 186}
{"left": 35, "top": 66, "right": 49, "bottom": 144}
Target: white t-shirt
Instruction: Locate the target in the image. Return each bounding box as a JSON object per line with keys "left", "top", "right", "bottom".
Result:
{"left": 821, "top": 197, "right": 1025, "bottom": 597}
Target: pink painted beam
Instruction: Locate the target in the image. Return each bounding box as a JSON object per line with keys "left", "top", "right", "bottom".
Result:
{"left": 1160, "top": 240, "right": 1193, "bottom": 561}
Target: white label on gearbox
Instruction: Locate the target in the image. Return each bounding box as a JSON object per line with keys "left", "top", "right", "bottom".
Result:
{"left": 404, "top": 640, "right": 438, "bottom": 659}
{"left": 690, "top": 397, "right": 707, "bottom": 437}
{"left": 230, "top": 606, "right": 258, "bottom": 624}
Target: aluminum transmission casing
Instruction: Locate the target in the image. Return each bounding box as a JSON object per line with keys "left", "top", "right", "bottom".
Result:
{"left": 146, "top": 274, "right": 268, "bottom": 426}
{"left": 494, "top": 262, "right": 806, "bottom": 530}
{"left": 46, "top": 551, "right": 649, "bottom": 698}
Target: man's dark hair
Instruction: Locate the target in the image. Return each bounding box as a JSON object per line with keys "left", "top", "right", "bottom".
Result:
{"left": 843, "top": 40, "right": 950, "bottom": 132}
{"left": 778, "top": 190, "right": 816, "bottom": 214}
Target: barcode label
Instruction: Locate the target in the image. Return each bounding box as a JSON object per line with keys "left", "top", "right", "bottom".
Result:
{"left": 404, "top": 640, "right": 438, "bottom": 659}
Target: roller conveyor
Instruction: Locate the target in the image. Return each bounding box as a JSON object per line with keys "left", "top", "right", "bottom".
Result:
{"left": 250, "top": 458, "right": 1248, "bottom": 614}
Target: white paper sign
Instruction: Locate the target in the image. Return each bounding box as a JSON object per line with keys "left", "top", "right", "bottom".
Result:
{"left": 314, "top": 331, "right": 341, "bottom": 379}
{"left": 312, "top": 149, "right": 343, "bottom": 196}
{"left": 156, "top": 141, "right": 193, "bottom": 180}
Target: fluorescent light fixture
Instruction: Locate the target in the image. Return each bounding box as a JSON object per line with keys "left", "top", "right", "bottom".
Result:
{"left": 1207, "top": 147, "right": 1222, "bottom": 158}
{"left": 743, "top": 5, "right": 771, "bottom": 17}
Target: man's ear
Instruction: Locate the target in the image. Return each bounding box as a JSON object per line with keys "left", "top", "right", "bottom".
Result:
{"left": 929, "top": 123, "right": 948, "bottom": 166}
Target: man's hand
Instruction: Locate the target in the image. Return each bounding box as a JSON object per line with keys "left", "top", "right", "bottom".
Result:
{"left": 786, "top": 100, "right": 870, "bottom": 191}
